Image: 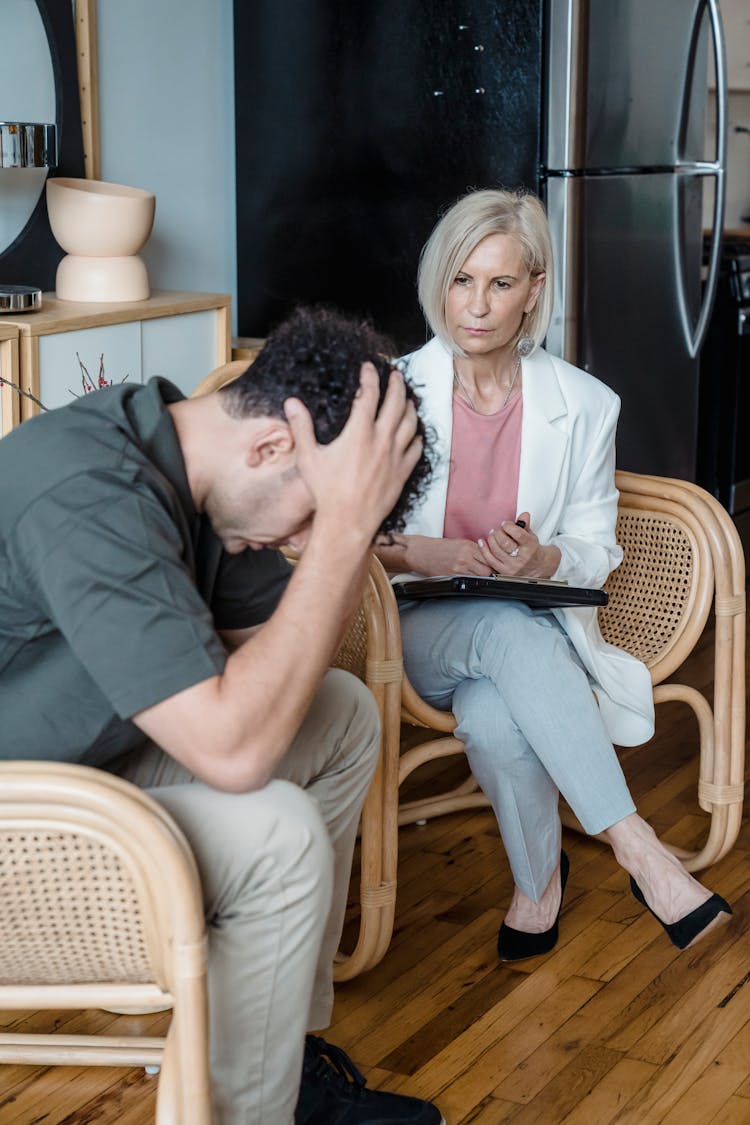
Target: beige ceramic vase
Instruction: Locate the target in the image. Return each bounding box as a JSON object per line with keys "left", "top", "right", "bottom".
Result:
{"left": 46, "top": 178, "right": 156, "bottom": 302}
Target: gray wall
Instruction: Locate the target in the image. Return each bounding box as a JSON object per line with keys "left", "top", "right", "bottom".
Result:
{"left": 96, "top": 0, "right": 237, "bottom": 327}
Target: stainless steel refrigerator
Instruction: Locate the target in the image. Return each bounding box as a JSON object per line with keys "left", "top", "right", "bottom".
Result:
{"left": 543, "top": 0, "right": 727, "bottom": 479}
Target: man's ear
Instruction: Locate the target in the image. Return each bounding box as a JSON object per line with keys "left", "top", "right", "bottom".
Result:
{"left": 245, "top": 422, "right": 294, "bottom": 467}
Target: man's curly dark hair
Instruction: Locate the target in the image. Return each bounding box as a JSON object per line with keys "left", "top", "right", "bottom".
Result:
{"left": 220, "top": 306, "right": 432, "bottom": 537}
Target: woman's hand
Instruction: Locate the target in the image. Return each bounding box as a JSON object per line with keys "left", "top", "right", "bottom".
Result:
{"left": 377, "top": 534, "right": 494, "bottom": 576}
{"left": 477, "top": 512, "right": 561, "bottom": 579}
{"left": 418, "top": 536, "right": 495, "bottom": 576}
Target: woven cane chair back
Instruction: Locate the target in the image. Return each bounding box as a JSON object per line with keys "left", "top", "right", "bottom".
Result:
{"left": 333, "top": 606, "right": 369, "bottom": 680}
{"left": 0, "top": 825, "right": 152, "bottom": 986}
{"left": 0, "top": 762, "right": 212, "bottom": 1123}
{"left": 598, "top": 489, "right": 713, "bottom": 685}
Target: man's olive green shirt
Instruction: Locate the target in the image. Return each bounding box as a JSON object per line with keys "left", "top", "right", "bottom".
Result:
{"left": 0, "top": 378, "right": 290, "bottom": 765}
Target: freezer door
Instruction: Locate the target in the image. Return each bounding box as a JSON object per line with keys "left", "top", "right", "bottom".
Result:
{"left": 547, "top": 171, "right": 715, "bottom": 479}
{"left": 546, "top": 0, "right": 711, "bottom": 171}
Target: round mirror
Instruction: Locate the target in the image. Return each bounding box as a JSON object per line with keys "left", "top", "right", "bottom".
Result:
{"left": 0, "top": 0, "right": 55, "bottom": 255}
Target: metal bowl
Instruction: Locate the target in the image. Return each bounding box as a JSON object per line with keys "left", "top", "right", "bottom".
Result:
{"left": 0, "top": 285, "right": 43, "bottom": 313}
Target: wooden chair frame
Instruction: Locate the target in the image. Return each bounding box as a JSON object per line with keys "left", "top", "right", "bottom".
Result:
{"left": 0, "top": 761, "right": 211, "bottom": 1123}
{"left": 395, "top": 472, "right": 746, "bottom": 874}
{"left": 330, "top": 556, "right": 404, "bottom": 980}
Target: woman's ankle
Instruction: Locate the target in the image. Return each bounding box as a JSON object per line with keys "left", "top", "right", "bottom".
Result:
{"left": 604, "top": 812, "right": 663, "bottom": 874}
{"left": 505, "top": 860, "right": 562, "bottom": 932}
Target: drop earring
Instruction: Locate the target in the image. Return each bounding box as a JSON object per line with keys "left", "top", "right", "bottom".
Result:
{"left": 516, "top": 335, "right": 534, "bottom": 357}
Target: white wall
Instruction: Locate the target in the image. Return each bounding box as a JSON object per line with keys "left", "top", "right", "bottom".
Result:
{"left": 96, "top": 0, "right": 238, "bottom": 327}
{"left": 705, "top": 0, "right": 750, "bottom": 230}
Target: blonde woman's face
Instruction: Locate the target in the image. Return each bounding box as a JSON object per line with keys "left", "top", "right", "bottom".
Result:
{"left": 445, "top": 233, "right": 545, "bottom": 356}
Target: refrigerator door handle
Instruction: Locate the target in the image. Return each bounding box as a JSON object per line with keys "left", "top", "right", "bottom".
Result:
{"left": 678, "top": 0, "right": 727, "bottom": 358}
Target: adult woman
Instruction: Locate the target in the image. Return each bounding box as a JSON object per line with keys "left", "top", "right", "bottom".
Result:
{"left": 375, "top": 189, "right": 730, "bottom": 959}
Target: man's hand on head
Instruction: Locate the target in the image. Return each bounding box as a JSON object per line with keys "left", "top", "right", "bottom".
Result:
{"left": 283, "top": 362, "right": 423, "bottom": 548}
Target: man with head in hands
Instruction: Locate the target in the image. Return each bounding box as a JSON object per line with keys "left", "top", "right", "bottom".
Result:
{"left": 0, "top": 306, "right": 442, "bottom": 1125}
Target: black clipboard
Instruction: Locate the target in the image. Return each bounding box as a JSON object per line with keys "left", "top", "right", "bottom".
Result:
{"left": 392, "top": 574, "right": 608, "bottom": 609}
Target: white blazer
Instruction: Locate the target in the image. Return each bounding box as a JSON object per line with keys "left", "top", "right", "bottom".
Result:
{"left": 400, "top": 336, "right": 654, "bottom": 748}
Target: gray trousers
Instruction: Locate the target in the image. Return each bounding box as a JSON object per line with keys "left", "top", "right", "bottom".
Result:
{"left": 113, "top": 668, "right": 380, "bottom": 1125}
{"left": 400, "top": 598, "right": 636, "bottom": 900}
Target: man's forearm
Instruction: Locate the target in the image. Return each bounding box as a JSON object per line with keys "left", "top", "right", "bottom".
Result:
{"left": 218, "top": 525, "right": 372, "bottom": 776}
{"left": 133, "top": 521, "right": 373, "bottom": 792}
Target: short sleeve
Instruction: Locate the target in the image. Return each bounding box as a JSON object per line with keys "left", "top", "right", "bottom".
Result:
{"left": 12, "top": 477, "right": 227, "bottom": 720}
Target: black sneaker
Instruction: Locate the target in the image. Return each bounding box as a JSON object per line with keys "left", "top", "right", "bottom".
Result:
{"left": 295, "top": 1034, "right": 445, "bottom": 1124}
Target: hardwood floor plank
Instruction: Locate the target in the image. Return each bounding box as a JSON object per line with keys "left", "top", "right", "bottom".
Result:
{"left": 608, "top": 976, "right": 750, "bottom": 1122}
{"left": 597, "top": 862, "right": 750, "bottom": 1053}
{"left": 711, "top": 1095, "right": 750, "bottom": 1125}
{"left": 736, "top": 1074, "right": 750, "bottom": 1098}
{"left": 377, "top": 964, "right": 522, "bottom": 1076}
{"left": 499, "top": 1043, "right": 623, "bottom": 1124}
{"left": 657, "top": 1015, "right": 750, "bottom": 1124}
{"left": 626, "top": 901, "right": 750, "bottom": 1066}
{"left": 558, "top": 1057, "right": 658, "bottom": 1125}
{"left": 605, "top": 889, "right": 750, "bottom": 1060}
{"left": 0, "top": 1064, "right": 151, "bottom": 1125}
{"left": 332, "top": 911, "right": 502, "bottom": 1060}
{"left": 457, "top": 1093, "right": 521, "bottom": 1122}
{"left": 491, "top": 1005, "right": 621, "bottom": 1104}
{"left": 413, "top": 976, "right": 601, "bottom": 1122}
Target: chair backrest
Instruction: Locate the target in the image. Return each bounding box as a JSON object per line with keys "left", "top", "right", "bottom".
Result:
{"left": 598, "top": 471, "right": 737, "bottom": 686}
{"left": 0, "top": 762, "right": 206, "bottom": 998}
{"left": 191, "top": 359, "right": 252, "bottom": 397}
{"left": 0, "top": 762, "right": 212, "bottom": 1118}
{"left": 282, "top": 546, "right": 399, "bottom": 688}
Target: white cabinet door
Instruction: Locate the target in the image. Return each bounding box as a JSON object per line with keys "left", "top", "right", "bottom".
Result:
{"left": 38, "top": 322, "right": 142, "bottom": 411}
{"left": 141, "top": 311, "right": 219, "bottom": 397}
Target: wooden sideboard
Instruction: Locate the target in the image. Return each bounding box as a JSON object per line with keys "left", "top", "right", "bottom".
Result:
{"left": 1, "top": 290, "right": 232, "bottom": 429}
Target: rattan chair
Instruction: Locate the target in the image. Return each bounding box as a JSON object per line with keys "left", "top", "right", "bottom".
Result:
{"left": 396, "top": 471, "right": 746, "bottom": 873}
{"left": 328, "top": 556, "right": 404, "bottom": 980}
{"left": 0, "top": 761, "right": 211, "bottom": 1123}
{"left": 191, "top": 362, "right": 404, "bottom": 980}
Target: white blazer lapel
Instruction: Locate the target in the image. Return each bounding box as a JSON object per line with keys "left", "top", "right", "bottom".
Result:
{"left": 402, "top": 342, "right": 570, "bottom": 541}
{"left": 401, "top": 338, "right": 455, "bottom": 537}
{"left": 516, "top": 349, "right": 569, "bottom": 539}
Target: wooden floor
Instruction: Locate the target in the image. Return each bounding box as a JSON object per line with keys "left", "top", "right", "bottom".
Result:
{"left": 1, "top": 614, "right": 749, "bottom": 1124}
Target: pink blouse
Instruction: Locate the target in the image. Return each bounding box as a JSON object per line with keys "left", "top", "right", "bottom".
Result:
{"left": 443, "top": 391, "right": 523, "bottom": 542}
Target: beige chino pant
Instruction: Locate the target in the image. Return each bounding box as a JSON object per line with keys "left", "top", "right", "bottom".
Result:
{"left": 113, "top": 668, "right": 380, "bottom": 1125}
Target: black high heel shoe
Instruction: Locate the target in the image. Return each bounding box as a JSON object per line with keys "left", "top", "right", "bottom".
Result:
{"left": 629, "top": 876, "right": 732, "bottom": 950}
{"left": 497, "top": 851, "right": 570, "bottom": 963}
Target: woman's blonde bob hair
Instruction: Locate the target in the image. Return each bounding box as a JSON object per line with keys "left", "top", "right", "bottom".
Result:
{"left": 417, "top": 188, "right": 554, "bottom": 356}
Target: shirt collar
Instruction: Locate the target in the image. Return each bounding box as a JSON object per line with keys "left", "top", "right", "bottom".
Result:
{"left": 125, "top": 377, "right": 197, "bottom": 523}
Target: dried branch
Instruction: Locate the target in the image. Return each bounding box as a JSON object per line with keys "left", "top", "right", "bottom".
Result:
{"left": 0, "top": 376, "right": 49, "bottom": 412}
{"left": 77, "top": 351, "right": 98, "bottom": 393}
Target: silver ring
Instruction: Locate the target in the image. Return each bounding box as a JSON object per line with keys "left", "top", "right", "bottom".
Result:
{"left": 509, "top": 549, "right": 519, "bottom": 557}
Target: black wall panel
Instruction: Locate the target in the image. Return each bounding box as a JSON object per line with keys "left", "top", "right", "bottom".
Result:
{"left": 234, "top": 0, "right": 542, "bottom": 351}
